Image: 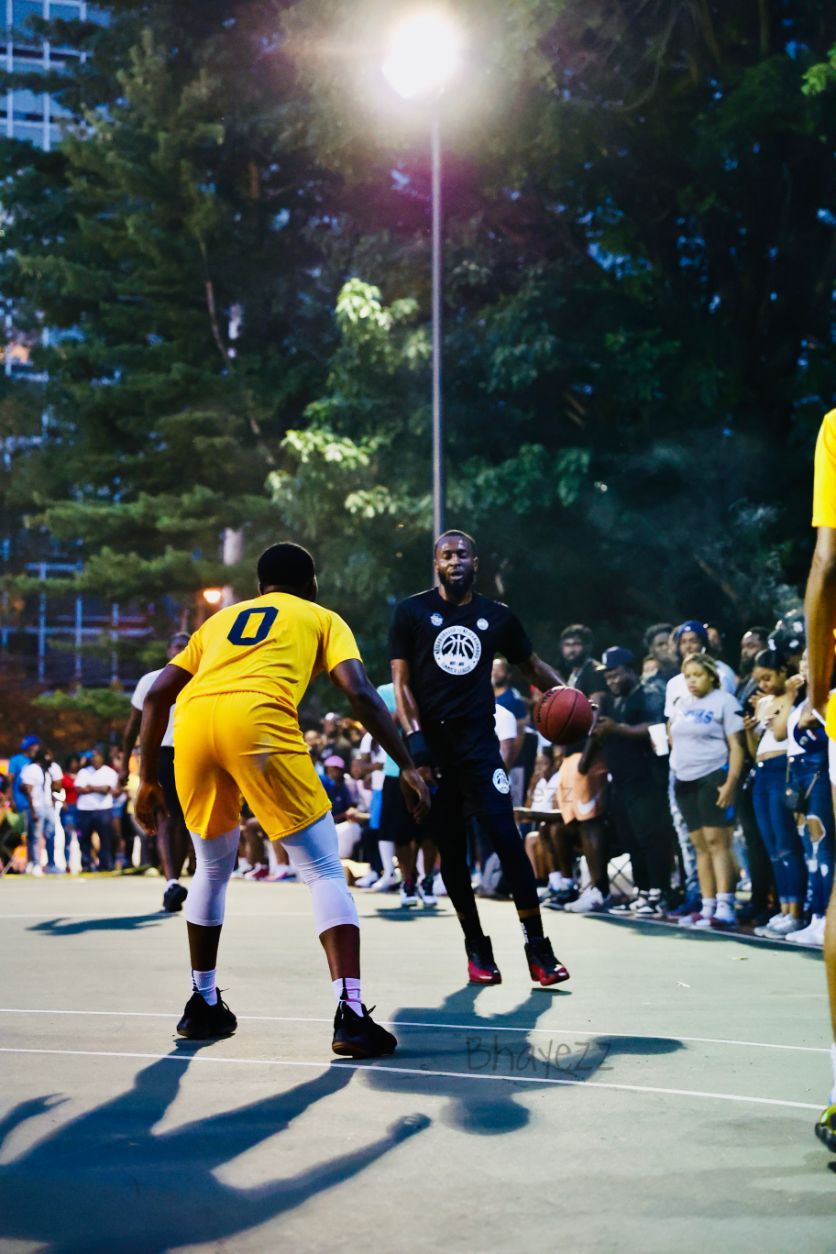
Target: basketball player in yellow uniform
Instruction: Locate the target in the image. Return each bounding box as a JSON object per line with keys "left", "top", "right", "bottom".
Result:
{"left": 135, "top": 543, "right": 429, "bottom": 1058}
{"left": 804, "top": 408, "right": 836, "bottom": 1152}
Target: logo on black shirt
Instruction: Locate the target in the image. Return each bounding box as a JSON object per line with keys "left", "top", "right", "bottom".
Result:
{"left": 433, "top": 625, "right": 482, "bottom": 675}
{"left": 492, "top": 768, "right": 511, "bottom": 794}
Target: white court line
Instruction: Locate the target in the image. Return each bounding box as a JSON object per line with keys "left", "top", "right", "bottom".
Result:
{"left": 0, "top": 912, "right": 316, "bottom": 920}
{"left": 0, "top": 1007, "right": 826, "bottom": 1054}
{"left": 0, "top": 1045, "right": 820, "bottom": 1112}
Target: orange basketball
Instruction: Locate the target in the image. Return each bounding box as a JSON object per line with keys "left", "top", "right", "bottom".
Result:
{"left": 534, "top": 686, "right": 594, "bottom": 745}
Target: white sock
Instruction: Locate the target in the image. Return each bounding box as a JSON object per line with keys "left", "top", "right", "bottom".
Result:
{"left": 548, "top": 871, "right": 572, "bottom": 890}
{"left": 193, "top": 969, "right": 218, "bottom": 1006}
{"left": 333, "top": 976, "right": 364, "bottom": 1017}
{"left": 166, "top": 878, "right": 179, "bottom": 890}
{"left": 830, "top": 1043, "right": 836, "bottom": 1106}
{"left": 701, "top": 897, "right": 716, "bottom": 919}
{"left": 379, "top": 841, "right": 395, "bottom": 878}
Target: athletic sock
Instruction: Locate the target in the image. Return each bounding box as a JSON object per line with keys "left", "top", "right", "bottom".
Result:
{"left": 166, "top": 878, "right": 179, "bottom": 890}
{"left": 700, "top": 897, "right": 716, "bottom": 919}
{"left": 333, "top": 977, "right": 364, "bottom": 1018}
{"left": 192, "top": 969, "right": 218, "bottom": 1006}
{"left": 548, "top": 871, "right": 572, "bottom": 891}
{"left": 520, "top": 913, "right": 544, "bottom": 942}
{"left": 379, "top": 840, "right": 395, "bottom": 878}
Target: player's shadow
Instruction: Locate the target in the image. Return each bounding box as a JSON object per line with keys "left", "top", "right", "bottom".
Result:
{"left": 28, "top": 913, "right": 167, "bottom": 936}
{"left": 0, "top": 1041, "right": 430, "bottom": 1253}
{"left": 364, "top": 982, "right": 683, "bottom": 1136}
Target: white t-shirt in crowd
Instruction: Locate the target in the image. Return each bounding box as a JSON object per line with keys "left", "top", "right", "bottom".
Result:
{"left": 531, "top": 771, "right": 559, "bottom": 812}
{"left": 494, "top": 703, "right": 518, "bottom": 744}
{"left": 667, "top": 689, "right": 744, "bottom": 782}
{"left": 666, "top": 666, "right": 736, "bottom": 710}
{"left": 359, "top": 732, "right": 387, "bottom": 790}
{"left": 19, "top": 761, "right": 62, "bottom": 814}
{"left": 76, "top": 764, "right": 119, "bottom": 811}
{"left": 131, "top": 667, "right": 174, "bottom": 748}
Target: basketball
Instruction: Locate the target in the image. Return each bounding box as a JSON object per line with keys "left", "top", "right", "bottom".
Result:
{"left": 534, "top": 686, "right": 593, "bottom": 745}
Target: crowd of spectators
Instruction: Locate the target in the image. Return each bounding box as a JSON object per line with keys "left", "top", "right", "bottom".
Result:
{"left": 2, "top": 610, "right": 832, "bottom": 949}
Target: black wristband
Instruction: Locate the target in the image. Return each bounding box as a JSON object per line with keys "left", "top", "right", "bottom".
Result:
{"left": 406, "top": 730, "right": 433, "bottom": 768}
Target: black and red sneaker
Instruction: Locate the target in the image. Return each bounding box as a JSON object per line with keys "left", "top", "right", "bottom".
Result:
{"left": 466, "top": 936, "right": 502, "bottom": 985}
{"left": 331, "top": 1001, "right": 397, "bottom": 1059}
{"left": 525, "top": 936, "right": 570, "bottom": 987}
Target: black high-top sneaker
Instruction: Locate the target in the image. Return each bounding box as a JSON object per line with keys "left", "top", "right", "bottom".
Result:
{"left": 331, "top": 1000, "right": 398, "bottom": 1059}
{"left": 466, "top": 935, "right": 502, "bottom": 985}
{"left": 525, "top": 936, "right": 570, "bottom": 987}
{"left": 176, "top": 991, "right": 237, "bottom": 1039}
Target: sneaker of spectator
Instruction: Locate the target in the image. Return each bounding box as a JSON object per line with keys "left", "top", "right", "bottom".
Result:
{"left": 267, "top": 864, "right": 297, "bottom": 881}
{"left": 632, "top": 891, "right": 665, "bottom": 918}
{"left": 244, "top": 863, "right": 269, "bottom": 881}
{"left": 400, "top": 879, "right": 419, "bottom": 907}
{"left": 353, "top": 869, "right": 381, "bottom": 889}
{"left": 785, "top": 915, "right": 826, "bottom": 947}
{"left": 754, "top": 914, "right": 805, "bottom": 938}
{"left": 432, "top": 872, "right": 448, "bottom": 897}
{"left": 370, "top": 870, "right": 399, "bottom": 892}
{"left": 418, "top": 873, "right": 438, "bottom": 907}
{"left": 564, "top": 885, "right": 606, "bottom": 913}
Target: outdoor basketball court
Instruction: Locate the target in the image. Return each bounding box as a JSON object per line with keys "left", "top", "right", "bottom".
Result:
{"left": 1, "top": 876, "right": 833, "bottom": 1251}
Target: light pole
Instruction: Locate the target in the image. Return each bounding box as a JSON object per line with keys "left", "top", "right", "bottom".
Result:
{"left": 382, "top": 10, "right": 463, "bottom": 541}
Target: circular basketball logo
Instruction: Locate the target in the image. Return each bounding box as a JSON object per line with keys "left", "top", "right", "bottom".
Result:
{"left": 492, "top": 768, "right": 511, "bottom": 794}
{"left": 433, "top": 624, "right": 482, "bottom": 675}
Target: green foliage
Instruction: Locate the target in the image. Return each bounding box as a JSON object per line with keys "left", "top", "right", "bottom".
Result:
{"left": 1, "top": 0, "right": 834, "bottom": 684}
{"left": 33, "top": 687, "right": 133, "bottom": 722}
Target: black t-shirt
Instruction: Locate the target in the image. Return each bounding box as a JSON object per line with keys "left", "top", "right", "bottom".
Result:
{"left": 598, "top": 685, "right": 659, "bottom": 787}
{"left": 389, "top": 589, "right": 533, "bottom": 724}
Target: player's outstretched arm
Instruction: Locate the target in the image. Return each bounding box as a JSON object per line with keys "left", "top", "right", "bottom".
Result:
{"left": 330, "top": 659, "right": 430, "bottom": 821}
{"left": 135, "top": 663, "right": 192, "bottom": 834}
{"left": 518, "top": 653, "right": 564, "bottom": 693}
{"left": 805, "top": 525, "right": 836, "bottom": 717}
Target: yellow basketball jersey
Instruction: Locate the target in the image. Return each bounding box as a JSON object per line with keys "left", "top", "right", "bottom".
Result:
{"left": 812, "top": 409, "right": 836, "bottom": 528}
{"left": 171, "top": 593, "right": 361, "bottom": 717}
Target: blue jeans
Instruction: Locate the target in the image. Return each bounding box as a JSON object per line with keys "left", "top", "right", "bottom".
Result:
{"left": 752, "top": 757, "right": 806, "bottom": 905}
{"left": 789, "top": 754, "right": 834, "bottom": 916}
{"left": 27, "top": 810, "right": 56, "bottom": 869}
{"left": 78, "top": 810, "right": 115, "bottom": 871}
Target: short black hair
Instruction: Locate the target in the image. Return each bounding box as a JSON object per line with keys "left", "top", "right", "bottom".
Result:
{"left": 560, "top": 623, "right": 593, "bottom": 647}
{"left": 643, "top": 622, "right": 674, "bottom": 649}
{"left": 754, "top": 647, "right": 786, "bottom": 672}
{"left": 434, "top": 529, "right": 477, "bottom": 557}
{"left": 743, "top": 625, "right": 769, "bottom": 641}
{"left": 257, "top": 542, "right": 316, "bottom": 590}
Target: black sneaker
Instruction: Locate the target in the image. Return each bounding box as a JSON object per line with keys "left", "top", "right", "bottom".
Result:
{"left": 541, "top": 885, "right": 579, "bottom": 911}
{"left": 466, "top": 935, "right": 502, "bottom": 985}
{"left": 331, "top": 1001, "right": 397, "bottom": 1059}
{"left": 525, "top": 936, "right": 570, "bottom": 987}
{"left": 163, "top": 882, "right": 188, "bottom": 913}
{"left": 176, "top": 991, "right": 237, "bottom": 1040}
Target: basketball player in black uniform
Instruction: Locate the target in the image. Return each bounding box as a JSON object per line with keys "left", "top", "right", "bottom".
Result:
{"left": 390, "top": 530, "right": 570, "bottom": 986}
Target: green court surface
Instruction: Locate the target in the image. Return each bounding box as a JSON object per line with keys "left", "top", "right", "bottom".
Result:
{"left": 1, "top": 876, "right": 833, "bottom": 1252}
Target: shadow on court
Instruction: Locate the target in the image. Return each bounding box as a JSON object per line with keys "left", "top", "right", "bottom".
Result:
{"left": 0, "top": 1042, "right": 430, "bottom": 1253}
{"left": 28, "top": 914, "right": 168, "bottom": 937}
{"left": 363, "top": 982, "right": 684, "bottom": 1135}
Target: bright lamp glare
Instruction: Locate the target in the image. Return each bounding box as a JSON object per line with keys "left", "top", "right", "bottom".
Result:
{"left": 202, "top": 587, "right": 223, "bottom": 606}
{"left": 382, "top": 11, "right": 462, "bottom": 101}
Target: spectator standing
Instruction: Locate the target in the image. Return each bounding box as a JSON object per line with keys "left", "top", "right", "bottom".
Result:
{"left": 734, "top": 626, "right": 775, "bottom": 925}
{"left": 8, "top": 735, "right": 40, "bottom": 864}
{"left": 20, "top": 746, "right": 62, "bottom": 874}
{"left": 667, "top": 653, "right": 745, "bottom": 929}
{"left": 782, "top": 655, "right": 834, "bottom": 948}
{"left": 745, "top": 650, "right": 808, "bottom": 938}
{"left": 75, "top": 747, "right": 119, "bottom": 871}
{"left": 595, "top": 648, "right": 675, "bottom": 918}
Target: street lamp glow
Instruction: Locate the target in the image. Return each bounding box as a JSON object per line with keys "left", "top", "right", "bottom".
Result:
{"left": 382, "top": 11, "right": 462, "bottom": 101}
{"left": 201, "top": 587, "right": 223, "bottom": 606}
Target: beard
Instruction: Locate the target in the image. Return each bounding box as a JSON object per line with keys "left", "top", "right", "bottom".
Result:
{"left": 438, "top": 567, "right": 475, "bottom": 601}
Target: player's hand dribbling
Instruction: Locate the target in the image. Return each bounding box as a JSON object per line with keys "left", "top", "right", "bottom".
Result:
{"left": 400, "top": 768, "right": 431, "bottom": 823}
{"left": 135, "top": 781, "right": 169, "bottom": 835}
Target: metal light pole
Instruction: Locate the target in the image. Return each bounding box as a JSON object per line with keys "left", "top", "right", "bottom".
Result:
{"left": 382, "top": 10, "right": 461, "bottom": 544}
{"left": 430, "top": 111, "right": 444, "bottom": 539}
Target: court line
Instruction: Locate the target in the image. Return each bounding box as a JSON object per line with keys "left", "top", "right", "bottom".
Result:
{"left": 0, "top": 912, "right": 317, "bottom": 920}
{"left": 0, "top": 1007, "right": 826, "bottom": 1054}
{"left": 0, "top": 1045, "right": 819, "bottom": 1111}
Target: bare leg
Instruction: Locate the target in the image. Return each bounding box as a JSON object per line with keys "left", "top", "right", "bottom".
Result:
{"left": 319, "top": 923, "right": 361, "bottom": 980}
{"left": 704, "top": 826, "right": 735, "bottom": 893}
{"left": 690, "top": 828, "right": 716, "bottom": 900}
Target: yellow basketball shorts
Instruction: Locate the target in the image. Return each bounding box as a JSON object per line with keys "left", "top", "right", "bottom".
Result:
{"left": 172, "top": 692, "right": 331, "bottom": 841}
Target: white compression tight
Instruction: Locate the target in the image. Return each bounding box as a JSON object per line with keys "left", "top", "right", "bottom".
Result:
{"left": 184, "top": 812, "right": 358, "bottom": 935}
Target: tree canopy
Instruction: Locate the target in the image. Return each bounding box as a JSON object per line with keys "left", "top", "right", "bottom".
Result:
{"left": 0, "top": 0, "right": 833, "bottom": 689}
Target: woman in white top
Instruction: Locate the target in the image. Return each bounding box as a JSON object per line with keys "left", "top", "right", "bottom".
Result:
{"left": 743, "top": 649, "right": 807, "bottom": 937}
{"left": 667, "top": 653, "right": 745, "bottom": 928}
